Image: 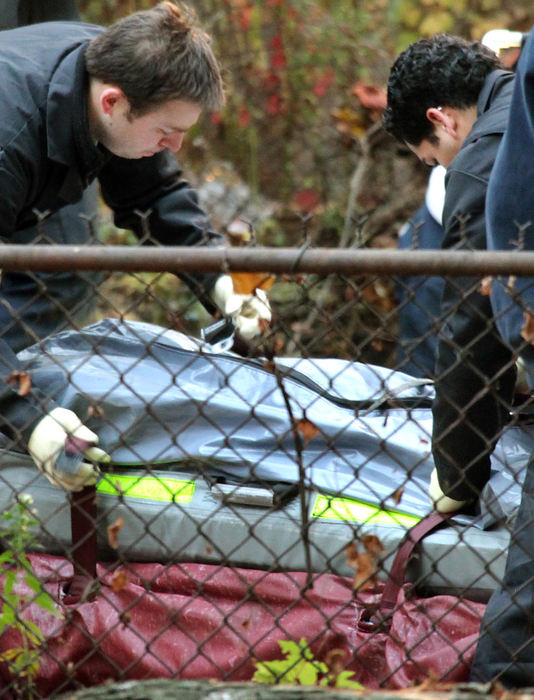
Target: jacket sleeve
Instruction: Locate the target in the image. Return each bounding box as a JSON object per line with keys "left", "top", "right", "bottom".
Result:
{"left": 432, "top": 164, "right": 516, "bottom": 501}
{"left": 487, "top": 29, "right": 534, "bottom": 367}
{"left": 0, "top": 338, "right": 54, "bottom": 447}
{"left": 98, "top": 150, "right": 224, "bottom": 312}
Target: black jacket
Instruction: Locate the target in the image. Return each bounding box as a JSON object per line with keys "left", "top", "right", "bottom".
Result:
{"left": 432, "top": 70, "right": 517, "bottom": 501}
{"left": 0, "top": 21, "right": 221, "bottom": 303}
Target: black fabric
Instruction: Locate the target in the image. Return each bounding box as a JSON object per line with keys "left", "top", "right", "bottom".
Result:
{"left": 431, "top": 70, "right": 516, "bottom": 502}
{"left": 470, "top": 457, "right": 534, "bottom": 687}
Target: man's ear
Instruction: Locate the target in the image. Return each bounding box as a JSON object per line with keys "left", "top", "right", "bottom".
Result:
{"left": 100, "top": 86, "right": 126, "bottom": 116}
{"left": 426, "top": 106, "right": 456, "bottom": 136}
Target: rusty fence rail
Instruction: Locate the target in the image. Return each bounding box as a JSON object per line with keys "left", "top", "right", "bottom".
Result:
{"left": 1, "top": 244, "right": 534, "bottom": 275}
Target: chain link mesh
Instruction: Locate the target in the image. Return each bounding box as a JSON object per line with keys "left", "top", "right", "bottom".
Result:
{"left": 0, "top": 210, "right": 532, "bottom": 696}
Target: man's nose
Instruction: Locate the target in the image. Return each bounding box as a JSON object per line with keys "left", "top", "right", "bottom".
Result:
{"left": 160, "top": 132, "right": 184, "bottom": 152}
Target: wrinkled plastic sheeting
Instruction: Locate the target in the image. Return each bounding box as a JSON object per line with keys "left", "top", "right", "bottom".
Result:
{"left": 0, "top": 554, "right": 485, "bottom": 696}
{"left": 17, "top": 319, "right": 534, "bottom": 526}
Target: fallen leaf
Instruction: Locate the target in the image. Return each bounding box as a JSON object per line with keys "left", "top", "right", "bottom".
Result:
{"left": 361, "top": 534, "right": 385, "bottom": 558}
{"left": 111, "top": 569, "right": 128, "bottom": 593}
{"left": 389, "top": 487, "right": 404, "bottom": 505}
{"left": 344, "top": 536, "right": 384, "bottom": 592}
{"left": 6, "top": 371, "right": 31, "bottom": 396}
{"left": 521, "top": 312, "right": 534, "bottom": 345}
{"left": 107, "top": 518, "right": 124, "bottom": 550}
{"left": 297, "top": 417, "right": 319, "bottom": 446}
{"left": 231, "top": 272, "right": 275, "bottom": 294}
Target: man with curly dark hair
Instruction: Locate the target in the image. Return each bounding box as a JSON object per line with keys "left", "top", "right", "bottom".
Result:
{"left": 384, "top": 34, "right": 517, "bottom": 513}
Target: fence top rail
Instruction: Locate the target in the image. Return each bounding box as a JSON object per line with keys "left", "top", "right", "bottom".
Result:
{"left": 0, "top": 244, "right": 531, "bottom": 276}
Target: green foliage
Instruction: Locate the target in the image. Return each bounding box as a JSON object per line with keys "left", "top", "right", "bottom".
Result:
{"left": 252, "top": 637, "right": 363, "bottom": 689}
{"left": 0, "top": 495, "right": 63, "bottom": 697}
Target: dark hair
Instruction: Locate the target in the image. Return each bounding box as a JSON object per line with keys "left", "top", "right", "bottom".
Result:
{"left": 85, "top": 1, "right": 224, "bottom": 115}
{"left": 383, "top": 33, "right": 503, "bottom": 145}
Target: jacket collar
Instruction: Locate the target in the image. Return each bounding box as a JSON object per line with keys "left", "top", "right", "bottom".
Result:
{"left": 477, "top": 69, "right": 514, "bottom": 115}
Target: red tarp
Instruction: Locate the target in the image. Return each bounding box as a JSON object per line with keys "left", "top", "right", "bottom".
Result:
{"left": 0, "top": 554, "right": 485, "bottom": 696}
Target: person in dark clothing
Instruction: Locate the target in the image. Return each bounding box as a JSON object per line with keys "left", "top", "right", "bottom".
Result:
{"left": 469, "top": 26, "right": 534, "bottom": 688}
{"left": 383, "top": 34, "right": 517, "bottom": 513}
{"left": 0, "top": 1, "right": 270, "bottom": 492}
{"left": 395, "top": 29, "right": 526, "bottom": 379}
{"left": 0, "top": 0, "right": 100, "bottom": 351}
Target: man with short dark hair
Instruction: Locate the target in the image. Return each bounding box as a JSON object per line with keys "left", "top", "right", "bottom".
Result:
{"left": 0, "top": 2, "right": 270, "bottom": 492}
{"left": 384, "top": 34, "right": 517, "bottom": 513}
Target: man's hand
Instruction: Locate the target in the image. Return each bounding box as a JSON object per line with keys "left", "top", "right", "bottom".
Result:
{"left": 28, "top": 407, "right": 109, "bottom": 491}
{"left": 211, "top": 274, "right": 271, "bottom": 340}
{"left": 429, "top": 468, "right": 468, "bottom": 513}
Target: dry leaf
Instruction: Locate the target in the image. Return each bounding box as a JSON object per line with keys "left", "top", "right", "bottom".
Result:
{"left": 479, "top": 276, "right": 493, "bottom": 296}
{"left": 6, "top": 370, "right": 31, "bottom": 396}
{"left": 361, "top": 534, "right": 385, "bottom": 558}
{"left": 389, "top": 487, "right": 404, "bottom": 506}
{"left": 231, "top": 272, "right": 275, "bottom": 294}
{"left": 297, "top": 417, "right": 319, "bottom": 446}
{"left": 111, "top": 569, "right": 128, "bottom": 593}
{"left": 521, "top": 312, "right": 534, "bottom": 345}
{"left": 107, "top": 518, "right": 124, "bottom": 550}
{"left": 344, "top": 536, "right": 384, "bottom": 592}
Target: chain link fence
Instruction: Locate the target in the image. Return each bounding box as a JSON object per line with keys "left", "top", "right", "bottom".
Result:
{"left": 0, "top": 224, "right": 534, "bottom": 697}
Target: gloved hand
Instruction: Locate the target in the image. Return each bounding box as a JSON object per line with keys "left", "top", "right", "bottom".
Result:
{"left": 429, "top": 468, "right": 469, "bottom": 513}
{"left": 211, "top": 274, "right": 271, "bottom": 340}
{"left": 28, "top": 407, "right": 109, "bottom": 491}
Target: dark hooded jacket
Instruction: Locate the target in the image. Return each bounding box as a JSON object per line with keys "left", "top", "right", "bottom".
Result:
{"left": 432, "top": 69, "right": 517, "bottom": 501}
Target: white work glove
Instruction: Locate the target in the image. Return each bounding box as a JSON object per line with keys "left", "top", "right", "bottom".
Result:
{"left": 28, "top": 407, "right": 109, "bottom": 492}
{"left": 429, "top": 468, "right": 468, "bottom": 514}
{"left": 211, "top": 274, "right": 271, "bottom": 340}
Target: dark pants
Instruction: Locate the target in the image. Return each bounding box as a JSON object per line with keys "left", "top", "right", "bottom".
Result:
{"left": 470, "top": 457, "right": 534, "bottom": 687}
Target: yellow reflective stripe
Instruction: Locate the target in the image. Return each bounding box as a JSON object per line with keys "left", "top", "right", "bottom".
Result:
{"left": 97, "top": 474, "right": 195, "bottom": 503}
{"left": 312, "top": 494, "right": 421, "bottom": 527}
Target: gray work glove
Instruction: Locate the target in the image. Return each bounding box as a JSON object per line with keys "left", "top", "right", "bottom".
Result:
{"left": 28, "top": 407, "right": 109, "bottom": 491}
{"left": 211, "top": 274, "right": 271, "bottom": 340}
